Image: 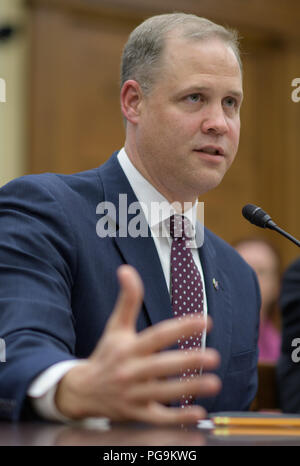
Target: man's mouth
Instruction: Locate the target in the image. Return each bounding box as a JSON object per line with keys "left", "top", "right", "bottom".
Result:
{"left": 194, "top": 145, "right": 225, "bottom": 156}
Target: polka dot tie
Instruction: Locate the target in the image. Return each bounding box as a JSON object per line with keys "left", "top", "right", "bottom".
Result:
{"left": 170, "top": 214, "right": 204, "bottom": 408}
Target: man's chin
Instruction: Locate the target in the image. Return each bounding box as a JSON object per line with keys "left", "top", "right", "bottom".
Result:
{"left": 193, "top": 172, "right": 226, "bottom": 197}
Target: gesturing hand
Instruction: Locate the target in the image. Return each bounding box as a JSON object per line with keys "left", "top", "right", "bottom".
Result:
{"left": 55, "top": 265, "right": 221, "bottom": 425}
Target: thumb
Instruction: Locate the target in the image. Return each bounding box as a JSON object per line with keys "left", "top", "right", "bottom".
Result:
{"left": 106, "top": 265, "right": 144, "bottom": 331}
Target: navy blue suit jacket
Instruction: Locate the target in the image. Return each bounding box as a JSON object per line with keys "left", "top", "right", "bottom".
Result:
{"left": 0, "top": 152, "right": 260, "bottom": 420}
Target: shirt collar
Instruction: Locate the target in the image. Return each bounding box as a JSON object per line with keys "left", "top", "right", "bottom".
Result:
{"left": 117, "top": 147, "right": 198, "bottom": 237}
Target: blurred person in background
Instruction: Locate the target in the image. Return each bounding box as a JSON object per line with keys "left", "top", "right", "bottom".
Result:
{"left": 234, "top": 237, "right": 281, "bottom": 363}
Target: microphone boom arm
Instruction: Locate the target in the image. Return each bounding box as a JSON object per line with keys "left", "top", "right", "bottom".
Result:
{"left": 268, "top": 222, "right": 300, "bottom": 247}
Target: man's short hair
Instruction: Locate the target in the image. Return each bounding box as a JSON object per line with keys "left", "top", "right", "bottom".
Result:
{"left": 121, "top": 12, "right": 242, "bottom": 95}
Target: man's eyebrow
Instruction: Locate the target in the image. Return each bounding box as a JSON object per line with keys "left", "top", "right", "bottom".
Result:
{"left": 180, "top": 86, "right": 210, "bottom": 95}
{"left": 179, "top": 86, "right": 243, "bottom": 100}
{"left": 228, "top": 90, "right": 244, "bottom": 100}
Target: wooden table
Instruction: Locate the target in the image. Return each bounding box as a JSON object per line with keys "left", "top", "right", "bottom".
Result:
{"left": 1, "top": 419, "right": 300, "bottom": 447}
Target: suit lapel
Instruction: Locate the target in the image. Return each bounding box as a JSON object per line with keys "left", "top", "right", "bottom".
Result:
{"left": 99, "top": 153, "right": 172, "bottom": 326}
{"left": 197, "top": 227, "right": 232, "bottom": 410}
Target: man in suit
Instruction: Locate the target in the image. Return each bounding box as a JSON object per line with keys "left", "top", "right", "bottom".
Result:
{"left": 0, "top": 13, "right": 260, "bottom": 424}
{"left": 277, "top": 258, "right": 300, "bottom": 413}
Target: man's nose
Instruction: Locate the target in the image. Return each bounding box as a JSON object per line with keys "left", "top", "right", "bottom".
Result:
{"left": 201, "top": 104, "right": 229, "bottom": 135}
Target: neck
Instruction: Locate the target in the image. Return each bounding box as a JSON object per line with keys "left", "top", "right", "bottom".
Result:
{"left": 124, "top": 141, "right": 198, "bottom": 209}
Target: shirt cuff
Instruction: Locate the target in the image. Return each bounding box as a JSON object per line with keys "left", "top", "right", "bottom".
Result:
{"left": 28, "top": 360, "right": 86, "bottom": 422}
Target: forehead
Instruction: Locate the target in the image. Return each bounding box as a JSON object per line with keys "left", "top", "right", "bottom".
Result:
{"left": 160, "top": 34, "right": 242, "bottom": 89}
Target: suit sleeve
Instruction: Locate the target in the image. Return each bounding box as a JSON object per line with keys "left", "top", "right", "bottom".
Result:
{"left": 277, "top": 258, "right": 300, "bottom": 413}
{"left": 0, "top": 175, "right": 77, "bottom": 420}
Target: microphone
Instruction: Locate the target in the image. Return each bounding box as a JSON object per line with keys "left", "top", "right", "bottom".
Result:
{"left": 242, "top": 204, "right": 300, "bottom": 247}
{"left": 0, "top": 25, "right": 16, "bottom": 42}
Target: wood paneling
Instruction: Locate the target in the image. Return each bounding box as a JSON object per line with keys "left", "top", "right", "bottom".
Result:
{"left": 28, "top": 0, "right": 300, "bottom": 41}
{"left": 251, "top": 363, "right": 279, "bottom": 411}
{"left": 29, "top": 7, "right": 139, "bottom": 173}
{"left": 283, "top": 46, "right": 300, "bottom": 265}
{"left": 27, "top": 0, "right": 300, "bottom": 267}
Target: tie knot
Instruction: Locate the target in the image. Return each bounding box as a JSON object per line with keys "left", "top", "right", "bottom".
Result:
{"left": 169, "top": 214, "right": 193, "bottom": 240}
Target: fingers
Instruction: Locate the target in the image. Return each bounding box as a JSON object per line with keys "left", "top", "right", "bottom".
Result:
{"left": 125, "top": 401, "right": 208, "bottom": 426}
{"left": 133, "top": 313, "right": 211, "bottom": 356}
{"left": 117, "top": 348, "right": 220, "bottom": 381}
{"left": 106, "top": 265, "right": 144, "bottom": 331}
{"left": 125, "top": 373, "right": 221, "bottom": 404}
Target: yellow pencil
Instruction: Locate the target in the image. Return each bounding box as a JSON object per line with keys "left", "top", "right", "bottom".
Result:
{"left": 213, "top": 427, "right": 300, "bottom": 437}
{"left": 212, "top": 416, "right": 300, "bottom": 428}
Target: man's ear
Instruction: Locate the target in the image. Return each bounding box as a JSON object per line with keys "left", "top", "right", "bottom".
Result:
{"left": 120, "top": 80, "right": 143, "bottom": 124}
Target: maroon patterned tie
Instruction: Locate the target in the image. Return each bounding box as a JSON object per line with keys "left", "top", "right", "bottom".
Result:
{"left": 170, "top": 214, "right": 204, "bottom": 407}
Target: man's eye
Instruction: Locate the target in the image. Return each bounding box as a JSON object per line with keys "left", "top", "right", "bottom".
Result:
{"left": 224, "top": 97, "right": 237, "bottom": 107}
{"left": 187, "top": 94, "right": 201, "bottom": 103}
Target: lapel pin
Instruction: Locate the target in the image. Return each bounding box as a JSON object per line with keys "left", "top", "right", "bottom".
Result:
{"left": 212, "top": 278, "right": 219, "bottom": 290}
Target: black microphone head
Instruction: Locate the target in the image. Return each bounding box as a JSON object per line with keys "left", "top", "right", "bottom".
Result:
{"left": 0, "top": 26, "right": 15, "bottom": 42}
{"left": 242, "top": 204, "right": 275, "bottom": 229}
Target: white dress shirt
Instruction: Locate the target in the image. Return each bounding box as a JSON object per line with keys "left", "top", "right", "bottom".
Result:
{"left": 28, "top": 148, "right": 207, "bottom": 421}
